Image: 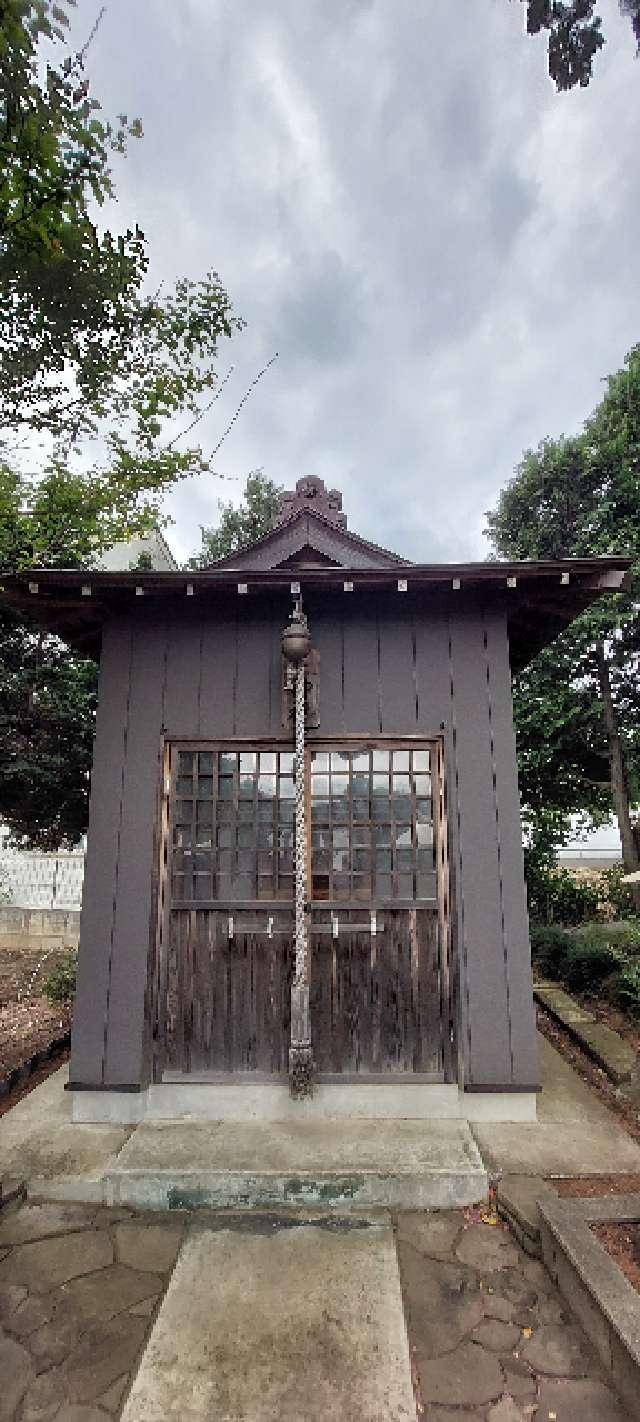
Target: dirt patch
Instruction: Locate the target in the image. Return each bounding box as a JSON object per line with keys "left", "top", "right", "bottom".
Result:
{"left": 591, "top": 1220, "right": 640, "bottom": 1294}
{"left": 554, "top": 1176, "right": 640, "bottom": 1198}
{"left": 0, "top": 995, "right": 71, "bottom": 1085}
{"left": 536, "top": 1006, "right": 640, "bottom": 1147}
{"left": 0, "top": 943, "right": 72, "bottom": 1006}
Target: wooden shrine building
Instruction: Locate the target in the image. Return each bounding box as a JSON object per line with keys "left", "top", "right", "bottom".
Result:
{"left": 2, "top": 477, "right": 629, "bottom": 1123}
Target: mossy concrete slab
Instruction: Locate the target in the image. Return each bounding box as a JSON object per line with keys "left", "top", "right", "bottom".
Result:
{"left": 121, "top": 1217, "right": 415, "bottom": 1421}
{"left": 101, "top": 1118, "right": 488, "bottom": 1210}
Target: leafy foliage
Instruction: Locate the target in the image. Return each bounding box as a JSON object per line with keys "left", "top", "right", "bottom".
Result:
{"left": 0, "top": 3, "right": 242, "bottom": 847}
{"left": 190, "top": 472, "right": 282, "bottom": 565}
{"left": 612, "top": 957, "right": 640, "bottom": 1015}
{"left": 530, "top": 921, "right": 640, "bottom": 1010}
{"left": 526, "top": 859, "right": 601, "bottom": 925}
{"left": 487, "top": 344, "right": 640, "bottom": 884}
{"left": 562, "top": 931, "right": 620, "bottom": 990}
{"left": 518, "top": 1, "right": 640, "bottom": 89}
{"left": 0, "top": 0, "right": 243, "bottom": 464}
{"left": 44, "top": 949, "right": 77, "bottom": 1003}
{"left": 529, "top": 922, "right": 572, "bottom": 974}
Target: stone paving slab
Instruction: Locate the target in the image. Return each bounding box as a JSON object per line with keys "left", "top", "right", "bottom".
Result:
{"left": 0, "top": 1197, "right": 187, "bottom": 1420}
{"left": 396, "top": 1208, "right": 631, "bottom": 1420}
{"left": 535, "top": 985, "right": 636, "bottom": 1083}
{"left": 121, "top": 1215, "right": 416, "bottom": 1422}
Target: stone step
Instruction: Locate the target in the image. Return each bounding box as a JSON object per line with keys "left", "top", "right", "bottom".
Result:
{"left": 534, "top": 984, "right": 637, "bottom": 1084}
{"left": 33, "top": 1119, "right": 489, "bottom": 1212}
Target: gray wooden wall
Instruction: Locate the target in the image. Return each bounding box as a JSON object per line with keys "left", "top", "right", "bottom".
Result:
{"left": 70, "top": 591, "right": 538, "bottom": 1094}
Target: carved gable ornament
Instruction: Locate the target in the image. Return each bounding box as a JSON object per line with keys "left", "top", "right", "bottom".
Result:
{"left": 275, "top": 476, "right": 347, "bottom": 529}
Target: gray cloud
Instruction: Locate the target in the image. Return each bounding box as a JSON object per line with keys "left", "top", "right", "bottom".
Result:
{"left": 69, "top": 0, "right": 640, "bottom": 564}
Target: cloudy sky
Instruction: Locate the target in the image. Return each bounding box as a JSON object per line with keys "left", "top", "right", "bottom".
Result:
{"left": 70, "top": 0, "right": 640, "bottom": 564}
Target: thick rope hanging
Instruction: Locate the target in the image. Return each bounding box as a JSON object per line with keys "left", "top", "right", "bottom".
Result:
{"left": 289, "top": 645, "right": 314, "bottom": 1096}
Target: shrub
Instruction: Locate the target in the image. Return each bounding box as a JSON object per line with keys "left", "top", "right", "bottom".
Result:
{"left": 597, "top": 864, "right": 638, "bottom": 921}
{"left": 562, "top": 934, "right": 620, "bottom": 993}
{"left": 526, "top": 862, "right": 601, "bottom": 927}
{"left": 529, "top": 925, "right": 571, "bottom": 978}
{"left": 611, "top": 960, "right": 640, "bottom": 1017}
{"left": 44, "top": 952, "right": 77, "bottom": 1004}
{"left": 572, "top": 921, "right": 640, "bottom": 955}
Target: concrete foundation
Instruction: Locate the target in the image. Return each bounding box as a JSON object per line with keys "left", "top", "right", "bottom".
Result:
{"left": 70, "top": 1080, "right": 538, "bottom": 1124}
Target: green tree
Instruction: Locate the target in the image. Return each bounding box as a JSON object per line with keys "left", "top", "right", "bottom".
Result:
{"left": 0, "top": 2, "right": 243, "bottom": 846}
{"left": 516, "top": 1, "right": 640, "bottom": 90}
{"left": 1, "top": 0, "right": 242, "bottom": 465}
{"left": 190, "top": 472, "right": 282, "bottom": 565}
{"left": 486, "top": 344, "right": 640, "bottom": 900}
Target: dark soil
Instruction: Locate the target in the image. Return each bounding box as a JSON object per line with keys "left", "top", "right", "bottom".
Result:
{"left": 0, "top": 995, "right": 71, "bottom": 1088}
{"left": 555, "top": 1176, "right": 640, "bottom": 1198}
{"left": 591, "top": 1220, "right": 640, "bottom": 1294}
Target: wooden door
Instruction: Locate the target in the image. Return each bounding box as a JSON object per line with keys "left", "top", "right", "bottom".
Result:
{"left": 156, "top": 740, "right": 448, "bottom": 1080}
{"left": 308, "top": 745, "right": 445, "bottom": 1077}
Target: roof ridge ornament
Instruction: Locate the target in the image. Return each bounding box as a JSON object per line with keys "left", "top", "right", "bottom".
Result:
{"left": 275, "top": 475, "right": 348, "bottom": 529}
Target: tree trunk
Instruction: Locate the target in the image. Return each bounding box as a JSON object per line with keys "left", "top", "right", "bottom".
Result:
{"left": 595, "top": 640, "right": 640, "bottom": 911}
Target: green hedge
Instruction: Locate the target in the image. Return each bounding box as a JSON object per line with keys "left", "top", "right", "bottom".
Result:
{"left": 530, "top": 921, "right": 640, "bottom": 1016}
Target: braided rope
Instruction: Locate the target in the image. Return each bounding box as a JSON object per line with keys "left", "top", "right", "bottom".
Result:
{"left": 294, "top": 659, "right": 307, "bottom": 987}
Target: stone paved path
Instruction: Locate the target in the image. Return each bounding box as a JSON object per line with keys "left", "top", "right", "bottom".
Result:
{"left": 0, "top": 1201, "right": 185, "bottom": 1420}
{"left": 395, "top": 1208, "right": 631, "bottom": 1421}
{"left": 0, "top": 1197, "right": 635, "bottom": 1419}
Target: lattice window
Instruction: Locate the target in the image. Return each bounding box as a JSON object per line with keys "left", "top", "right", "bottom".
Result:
{"left": 310, "top": 747, "right": 436, "bottom": 903}
{"left": 171, "top": 748, "right": 295, "bottom": 903}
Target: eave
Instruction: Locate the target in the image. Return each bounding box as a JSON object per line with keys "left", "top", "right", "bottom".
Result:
{"left": 0, "top": 556, "right": 631, "bottom": 671}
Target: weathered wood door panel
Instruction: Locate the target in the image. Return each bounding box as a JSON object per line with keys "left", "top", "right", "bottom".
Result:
{"left": 310, "top": 908, "right": 441, "bottom": 1075}
{"left": 157, "top": 740, "right": 449, "bottom": 1079}
{"left": 165, "top": 909, "right": 293, "bottom": 1075}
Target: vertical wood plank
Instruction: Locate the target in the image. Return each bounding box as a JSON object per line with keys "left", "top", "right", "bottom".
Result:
{"left": 103, "top": 621, "right": 167, "bottom": 1085}
{"left": 199, "top": 614, "right": 238, "bottom": 737}
{"left": 342, "top": 614, "right": 380, "bottom": 734}
{"left": 378, "top": 611, "right": 418, "bottom": 733}
{"left": 413, "top": 610, "right": 450, "bottom": 732}
{"left": 70, "top": 622, "right": 132, "bottom": 1085}
{"left": 234, "top": 610, "right": 276, "bottom": 737}
{"left": 163, "top": 614, "right": 200, "bottom": 737}
{"left": 449, "top": 610, "right": 512, "bottom": 1086}
{"left": 484, "top": 611, "right": 539, "bottom": 1088}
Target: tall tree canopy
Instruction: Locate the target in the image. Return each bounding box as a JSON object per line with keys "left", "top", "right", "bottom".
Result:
{"left": 1, "top": 0, "right": 242, "bottom": 475}
{"left": 518, "top": 1, "right": 640, "bottom": 90}
{"left": 190, "top": 472, "right": 282, "bottom": 566}
{"left": 486, "top": 344, "right": 640, "bottom": 894}
{"left": 0, "top": 0, "right": 243, "bottom": 847}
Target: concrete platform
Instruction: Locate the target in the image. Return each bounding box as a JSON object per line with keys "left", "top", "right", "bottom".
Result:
{"left": 0, "top": 1064, "right": 130, "bottom": 1185}
{"left": 97, "top": 1117, "right": 488, "bottom": 1210}
{"left": 121, "top": 1214, "right": 416, "bottom": 1421}
{"left": 13, "top": 1033, "right": 640, "bottom": 1213}
{"left": 471, "top": 1035, "right": 640, "bottom": 1177}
